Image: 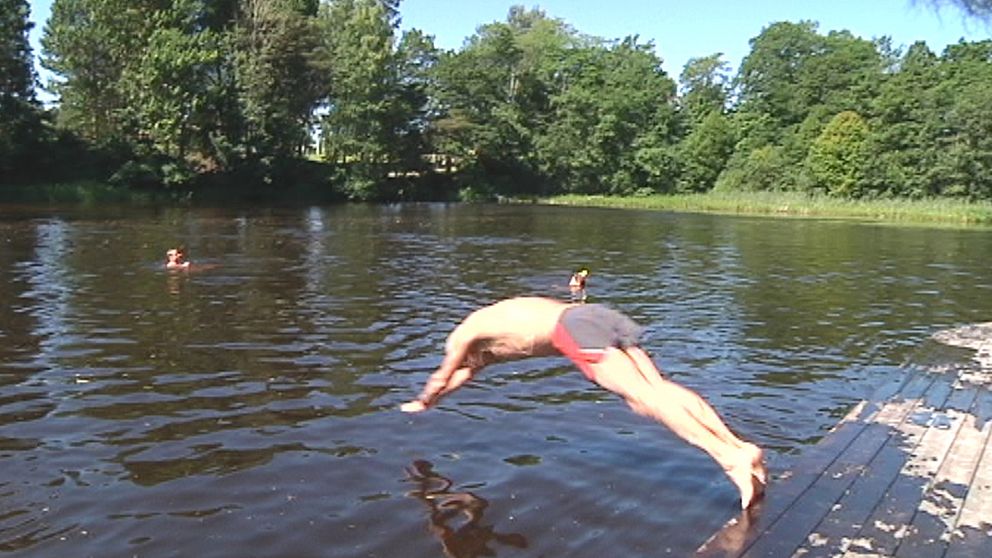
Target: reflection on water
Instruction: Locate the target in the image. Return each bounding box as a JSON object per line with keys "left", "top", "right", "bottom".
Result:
{"left": 406, "top": 460, "right": 527, "bottom": 558}
{"left": 1, "top": 204, "right": 991, "bottom": 557}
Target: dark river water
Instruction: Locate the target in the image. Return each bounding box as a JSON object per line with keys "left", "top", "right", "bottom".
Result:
{"left": 1, "top": 203, "right": 990, "bottom": 557}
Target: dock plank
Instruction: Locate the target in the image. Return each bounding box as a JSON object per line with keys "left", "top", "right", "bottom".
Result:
{"left": 787, "top": 378, "right": 966, "bottom": 558}
{"left": 891, "top": 385, "right": 983, "bottom": 558}
{"left": 796, "top": 427, "right": 912, "bottom": 558}
{"left": 696, "top": 362, "right": 992, "bottom": 558}
{"left": 694, "top": 370, "right": 935, "bottom": 558}
{"left": 837, "top": 376, "right": 960, "bottom": 558}
{"left": 765, "top": 373, "right": 957, "bottom": 558}
{"left": 944, "top": 389, "right": 992, "bottom": 558}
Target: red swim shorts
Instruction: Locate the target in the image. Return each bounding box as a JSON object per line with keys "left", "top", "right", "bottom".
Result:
{"left": 551, "top": 304, "right": 643, "bottom": 382}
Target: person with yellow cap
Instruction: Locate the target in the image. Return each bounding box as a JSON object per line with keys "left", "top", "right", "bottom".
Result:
{"left": 568, "top": 268, "right": 589, "bottom": 302}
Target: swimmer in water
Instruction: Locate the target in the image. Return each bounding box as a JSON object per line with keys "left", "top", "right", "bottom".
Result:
{"left": 401, "top": 296, "right": 767, "bottom": 510}
{"left": 165, "top": 247, "right": 190, "bottom": 270}
{"left": 568, "top": 268, "right": 589, "bottom": 302}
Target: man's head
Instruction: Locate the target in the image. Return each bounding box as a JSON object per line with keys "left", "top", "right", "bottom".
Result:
{"left": 166, "top": 248, "right": 186, "bottom": 266}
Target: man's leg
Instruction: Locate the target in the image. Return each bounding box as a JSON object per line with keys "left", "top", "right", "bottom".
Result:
{"left": 586, "top": 348, "right": 766, "bottom": 509}
{"left": 623, "top": 347, "right": 763, "bottom": 472}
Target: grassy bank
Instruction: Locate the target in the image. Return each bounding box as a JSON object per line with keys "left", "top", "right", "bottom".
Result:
{"left": 0, "top": 178, "right": 340, "bottom": 207}
{"left": 543, "top": 192, "right": 992, "bottom": 226}
{"left": 6, "top": 181, "right": 992, "bottom": 227}
{"left": 0, "top": 181, "right": 179, "bottom": 205}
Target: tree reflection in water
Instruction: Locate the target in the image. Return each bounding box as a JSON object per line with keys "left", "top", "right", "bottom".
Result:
{"left": 405, "top": 460, "right": 528, "bottom": 558}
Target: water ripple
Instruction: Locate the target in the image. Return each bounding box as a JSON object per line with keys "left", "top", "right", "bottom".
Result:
{"left": 2, "top": 205, "right": 991, "bottom": 556}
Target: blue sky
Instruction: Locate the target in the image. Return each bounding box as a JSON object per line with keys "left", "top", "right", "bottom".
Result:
{"left": 397, "top": 0, "right": 986, "bottom": 75}
{"left": 26, "top": 0, "right": 987, "bottom": 92}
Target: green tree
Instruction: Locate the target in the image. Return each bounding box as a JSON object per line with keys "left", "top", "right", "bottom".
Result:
{"left": 677, "top": 111, "right": 735, "bottom": 192}
{"left": 430, "top": 6, "right": 574, "bottom": 197}
{"left": 317, "top": 0, "right": 401, "bottom": 198}
{"left": 43, "top": 0, "right": 325, "bottom": 187}
{"left": 728, "top": 21, "right": 886, "bottom": 193}
{"left": 736, "top": 21, "right": 824, "bottom": 130}
{"left": 930, "top": 40, "right": 992, "bottom": 198}
{"left": 944, "top": 78, "right": 992, "bottom": 199}
{"left": 42, "top": 0, "right": 165, "bottom": 143}
{"left": 715, "top": 145, "right": 791, "bottom": 192}
{"left": 1, "top": 0, "right": 45, "bottom": 182}
{"left": 0, "top": 0, "right": 35, "bottom": 105}
{"left": 389, "top": 28, "right": 438, "bottom": 174}
{"left": 729, "top": 21, "right": 828, "bottom": 192}
{"left": 796, "top": 31, "right": 883, "bottom": 119}
{"left": 678, "top": 54, "right": 731, "bottom": 128}
{"left": 740, "top": 24, "right": 882, "bottom": 142}
{"left": 737, "top": 22, "right": 882, "bottom": 128}
{"left": 235, "top": 0, "right": 324, "bottom": 164}
{"left": 803, "top": 110, "right": 870, "bottom": 197}
{"left": 534, "top": 37, "right": 678, "bottom": 195}
{"left": 864, "top": 41, "right": 941, "bottom": 197}
{"left": 675, "top": 54, "right": 733, "bottom": 192}
{"left": 122, "top": 22, "right": 222, "bottom": 166}
{"left": 864, "top": 40, "right": 992, "bottom": 199}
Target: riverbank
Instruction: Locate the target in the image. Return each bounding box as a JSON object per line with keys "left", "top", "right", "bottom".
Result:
{"left": 0, "top": 181, "right": 182, "bottom": 205}
{"left": 542, "top": 192, "right": 992, "bottom": 226}
{"left": 6, "top": 181, "right": 992, "bottom": 226}
{"left": 0, "top": 177, "right": 344, "bottom": 206}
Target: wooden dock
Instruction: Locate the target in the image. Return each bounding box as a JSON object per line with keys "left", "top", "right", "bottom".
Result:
{"left": 696, "top": 362, "right": 992, "bottom": 558}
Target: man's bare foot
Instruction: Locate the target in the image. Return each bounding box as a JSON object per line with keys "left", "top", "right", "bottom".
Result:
{"left": 727, "top": 466, "right": 756, "bottom": 510}
{"left": 727, "top": 444, "right": 767, "bottom": 509}
{"left": 747, "top": 443, "right": 767, "bottom": 486}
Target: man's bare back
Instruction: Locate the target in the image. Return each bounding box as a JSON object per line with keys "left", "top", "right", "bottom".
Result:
{"left": 445, "top": 297, "right": 571, "bottom": 364}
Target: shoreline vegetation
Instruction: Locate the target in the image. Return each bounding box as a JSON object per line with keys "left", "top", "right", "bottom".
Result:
{"left": 0, "top": 179, "right": 344, "bottom": 207}
{"left": 5, "top": 180, "right": 992, "bottom": 228}
{"left": 541, "top": 192, "right": 992, "bottom": 226}
{"left": 7, "top": 4, "right": 992, "bottom": 218}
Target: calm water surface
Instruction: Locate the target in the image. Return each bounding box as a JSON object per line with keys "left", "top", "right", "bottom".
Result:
{"left": 1, "top": 204, "right": 990, "bottom": 557}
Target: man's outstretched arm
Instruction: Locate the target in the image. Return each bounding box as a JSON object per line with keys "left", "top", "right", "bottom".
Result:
{"left": 401, "top": 336, "right": 474, "bottom": 412}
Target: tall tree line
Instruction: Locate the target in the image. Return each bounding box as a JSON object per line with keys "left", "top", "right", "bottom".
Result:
{"left": 3, "top": 1, "right": 992, "bottom": 202}
{"left": 1, "top": 0, "right": 47, "bottom": 182}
